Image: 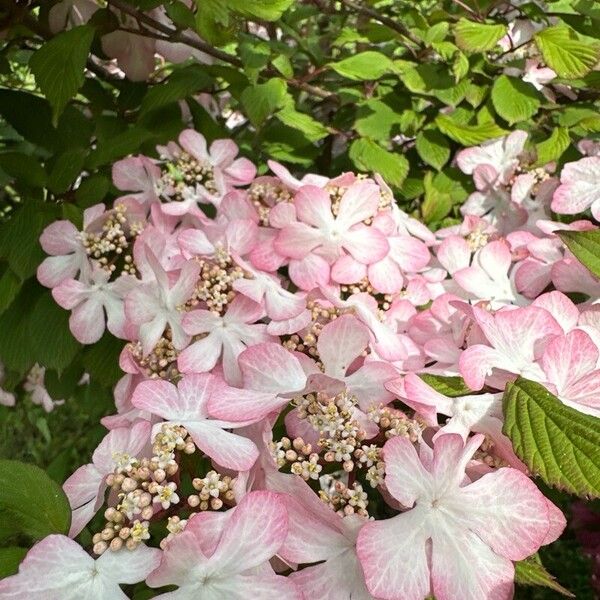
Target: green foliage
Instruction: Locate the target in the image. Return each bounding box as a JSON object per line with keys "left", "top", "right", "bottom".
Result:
{"left": 418, "top": 374, "right": 472, "bottom": 397}
{"left": 491, "top": 75, "right": 541, "bottom": 125}
{"left": 558, "top": 230, "right": 600, "bottom": 279}
{"left": 515, "top": 554, "right": 575, "bottom": 598}
{"left": 0, "top": 459, "right": 71, "bottom": 540}
{"left": 454, "top": 19, "right": 507, "bottom": 52}
{"left": 503, "top": 377, "right": 600, "bottom": 498}
{"left": 534, "top": 25, "right": 600, "bottom": 79}
{"left": 29, "top": 26, "right": 95, "bottom": 122}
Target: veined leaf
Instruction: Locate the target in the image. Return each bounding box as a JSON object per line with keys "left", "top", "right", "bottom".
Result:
{"left": 455, "top": 19, "right": 507, "bottom": 53}
{"left": 515, "top": 554, "right": 574, "bottom": 598}
{"left": 491, "top": 75, "right": 541, "bottom": 124}
{"left": 436, "top": 115, "right": 507, "bottom": 145}
{"left": 558, "top": 230, "right": 600, "bottom": 279}
{"left": 349, "top": 139, "right": 409, "bottom": 187}
{"left": 30, "top": 25, "right": 95, "bottom": 122}
{"left": 0, "top": 460, "right": 71, "bottom": 540}
{"left": 329, "top": 51, "right": 395, "bottom": 81}
{"left": 502, "top": 377, "right": 600, "bottom": 498}
{"left": 534, "top": 25, "right": 600, "bottom": 79}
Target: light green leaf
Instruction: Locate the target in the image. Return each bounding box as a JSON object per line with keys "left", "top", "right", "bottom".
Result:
{"left": 418, "top": 374, "right": 471, "bottom": 397}
{"left": 241, "top": 78, "right": 287, "bottom": 127}
{"left": 349, "top": 139, "right": 409, "bottom": 187}
{"left": 29, "top": 25, "right": 95, "bottom": 122}
{"left": 491, "top": 75, "right": 541, "bottom": 124}
{"left": 534, "top": 25, "right": 600, "bottom": 79}
{"left": 454, "top": 18, "right": 507, "bottom": 53}
{"left": 275, "top": 103, "right": 329, "bottom": 142}
{"left": 0, "top": 459, "right": 71, "bottom": 540}
{"left": 534, "top": 128, "right": 571, "bottom": 166}
{"left": 557, "top": 230, "right": 600, "bottom": 279}
{"left": 329, "top": 51, "right": 395, "bottom": 81}
{"left": 502, "top": 377, "right": 600, "bottom": 498}
{"left": 226, "top": 0, "right": 293, "bottom": 20}
{"left": 354, "top": 99, "right": 405, "bottom": 141}
{"left": 515, "top": 554, "right": 574, "bottom": 597}
{"left": 436, "top": 115, "right": 507, "bottom": 145}
{"left": 415, "top": 129, "right": 451, "bottom": 170}
{"left": 422, "top": 172, "right": 452, "bottom": 223}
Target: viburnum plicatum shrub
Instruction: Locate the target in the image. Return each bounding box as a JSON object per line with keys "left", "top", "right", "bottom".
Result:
{"left": 1, "top": 0, "right": 600, "bottom": 599}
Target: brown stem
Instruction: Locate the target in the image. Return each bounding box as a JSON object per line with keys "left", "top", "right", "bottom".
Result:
{"left": 339, "top": 0, "right": 422, "bottom": 52}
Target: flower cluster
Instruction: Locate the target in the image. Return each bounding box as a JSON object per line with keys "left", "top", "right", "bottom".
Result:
{"left": 7, "top": 125, "right": 600, "bottom": 600}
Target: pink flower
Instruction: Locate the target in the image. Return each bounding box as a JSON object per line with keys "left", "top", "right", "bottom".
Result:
{"left": 0, "top": 534, "right": 161, "bottom": 599}
{"left": 356, "top": 434, "right": 565, "bottom": 600}
{"left": 452, "top": 240, "right": 523, "bottom": 305}
{"left": 274, "top": 182, "right": 389, "bottom": 290}
{"left": 178, "top": 295, "right": 273, "bottom": 385}
{"left": 125, "top": 249, "right": 200, "bottom": 355}
{"left": 395, "top": 373, "right": 522, "bottom": 468}
{"left": 456, "top": 131, "right": 528, "bottom": 185}
{"left": 52, "top": 267, "right": 136, "bottom": 344}
{"left": 158, "top": 130, "right": 256, "bottom": 213}
{"left": 459, "top": 303, "right": 563, "bottom": 391}
{"left": 332, "top": 211, "right": 431, "bottom": 294}
{"left": 551, "top": 156, "right": 600, "bottom": 220}
{"left": 112, "top": 155, "right": 162, "bottom": 207}
{"left": 540, "top": 329, "right": 600, "bottom": 417}
{"left": 37, "top": 220, "right": 89, "bottom": 289}
{"left": 147, "top": 491, "right": 302, "bottom": 598}
{"left": 131, "top": 373, "right": 259, "bottom": 470}
{"left": 281, "top": 477, "right": 373, "bottom": 600}
{"left": 63, "top": 420, "right": 151, "bottom": 537}
{"left": 48, "top": 0, "right": 98, "bottom": 32}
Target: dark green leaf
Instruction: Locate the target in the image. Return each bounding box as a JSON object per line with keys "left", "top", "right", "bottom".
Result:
{"left": 30, "top": 25, "right": 96, "bottom": 122}
{"left": 28, "top": 293, "right": 81, "bottom": 373}
{"left": 0, "top": 459, "right": 71, "bottom": 539}
{"left": 0, "top": 153, "right": 46, "bottom": 188}
{"left": 0, "top": 547, "right": 28, "bottom": 579}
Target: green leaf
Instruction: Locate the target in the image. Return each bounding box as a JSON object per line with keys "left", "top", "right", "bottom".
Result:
{"left": 419, "top": 374, "right": 472, "bottom": 397}
{"left": 491, "top": 75, "right": 541, "bottom": 124}
{"left": 436, "top": 115, "right": 507, "bottom": 145}
{"left": 75, "top": 174, "right": 110, "bottom": 207}
{"left": 0, "top": 153, "right": 46, "bottom": 188}
{"left": 30, "top": 25, "right": 95, "bottom": 122}
{"left": 48, "top": 147, "right": 87, "bottom": 194}
{"left": 0, "top": 202, "right": 58, "bottom": 280}
{"left": 502, "top": 377, "right": 600, "bottom": 498}
{"left": 0, "top": 459, "right": 71, "bottom": 539}
{"left": 0, "top": 547, "right": 28, "bottom": 579}
{"left": 140, "top": 65, "right": 213, "bottom": 115}
{"left": 515, "top": 554, "right": 574, "bottom": 597}
{"left": 534, "top": 25, "right": 600, "bottom": 79}
{"left": 28, "top": 293, "right": 81, "bottom": 373}
{"left": 240, "top": 79, "right": 287, "bottom": 127}
{"left": 82, "top": 333, "right": 126, "bottom": 388}
{"left": 354, "top": 99, "right": 406, "bottom": 141}
{"left": 87, "top": 127, "right": 153, "bottom": 169}
{"left": 226, "top": 0, "right": 293, "bottom": 20}
{"left": 0, "top": 268, "right": 21, "bottom": 316}
{"left": 533, "top": 128, "right": 571, "bottom": 167}
{"left": 557, "top": 230, "right": 600, "bottom": 279}
{"left": 415, "top": 129, "right": 451, "bottom": 170}
{"left": 329, "top": 51, "right": 395, "bottom": 81}
{"left": 349, "top": 139, "right": 409, "bottom": 187}
{"left": 275, "top": 104, "right": 329, "bottom": 142}
{"left": 454, "top": 18, "right": 507, "bottom": 53}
